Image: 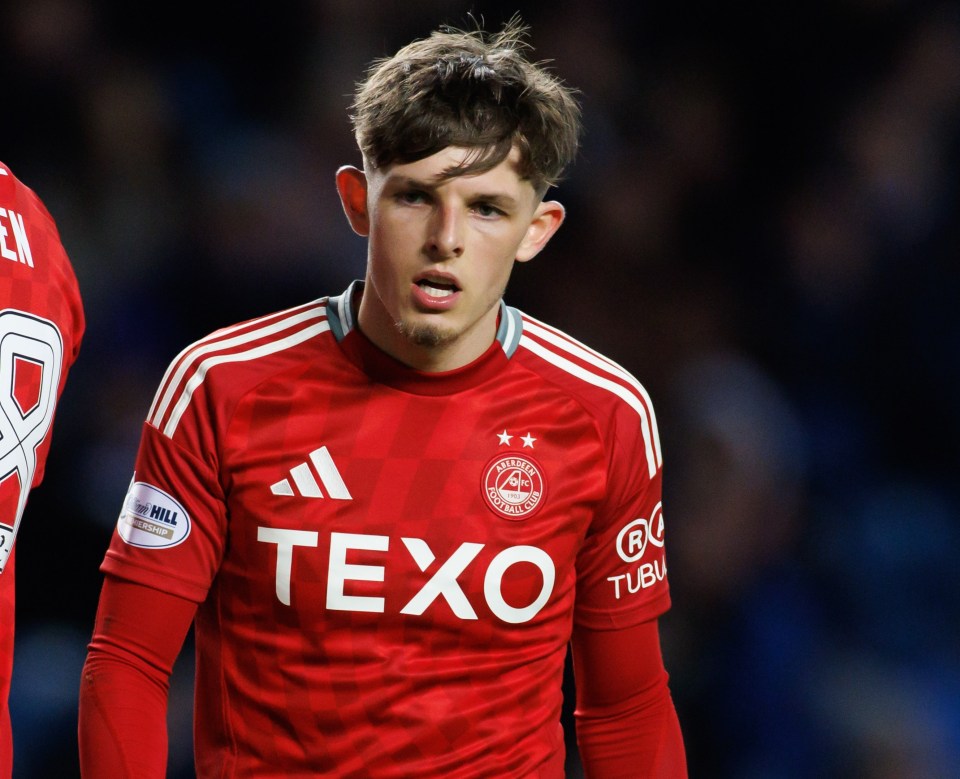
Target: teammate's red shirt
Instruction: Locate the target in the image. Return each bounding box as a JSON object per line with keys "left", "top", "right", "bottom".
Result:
{"left": 0, "top": 161, "right": 85, "bottom": 777}
{"left": 100, "top": 281, "right": 670, "bottom": 777}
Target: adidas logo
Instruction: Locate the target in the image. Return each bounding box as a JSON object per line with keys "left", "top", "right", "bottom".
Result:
{"left": 270, "top": 446, "right": 352, "bottom": 500}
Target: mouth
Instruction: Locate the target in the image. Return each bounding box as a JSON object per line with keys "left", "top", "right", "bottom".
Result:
{"left": 411, "top": 274, "right": 461, "bottom": 309}
{"left": 415, "top": 274, "right": 460, "bottom": 298}
{"left": 417, "top": 279, "right": 460, "bottom": 298}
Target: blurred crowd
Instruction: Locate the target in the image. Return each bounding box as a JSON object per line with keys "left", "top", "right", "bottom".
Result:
{"left": 2, "top": 1, "right": 958, "bottom": 777}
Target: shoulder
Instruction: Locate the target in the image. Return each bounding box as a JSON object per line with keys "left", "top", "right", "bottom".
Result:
{"left": 0, "top": 161, "right": 65, "bottom": 264}
{"left": 511, "top": 308, "right": 663, "bottom": 479}
{"left": 147, "top": 297, "right": 333, "bottom": 438}
{"left": 0, "top": 161, "right": 84, "bottom": 361}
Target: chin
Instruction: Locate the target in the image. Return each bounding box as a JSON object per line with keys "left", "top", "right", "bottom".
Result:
{"left": 397, "top": 319, "right": 456, "bottom": 348}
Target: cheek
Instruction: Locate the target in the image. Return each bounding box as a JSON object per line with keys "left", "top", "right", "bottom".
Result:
{"left": 476, "top": 253, "right": 520, "bottom": 298}
{"left": 470, "top": 222, "right": 528, "bottom": 257}
{"left": 369, "top": 222, "right": 412, "bottom": 268}
{"left": 374, "top": 210, "right": 427, "bottom": 249}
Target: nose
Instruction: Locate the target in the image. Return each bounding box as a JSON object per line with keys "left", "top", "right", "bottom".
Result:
{"left": 427, "top": 205, "right": 464, "bottom": 258}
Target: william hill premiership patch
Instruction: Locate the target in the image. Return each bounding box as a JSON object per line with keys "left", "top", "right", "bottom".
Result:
{"left": 117, "top": 480, "right": 191, "bottom": 548}
{"left": 482, "top": 453, "right": 546, "bottom": 520}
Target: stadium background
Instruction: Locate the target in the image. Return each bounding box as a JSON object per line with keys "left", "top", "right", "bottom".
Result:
{"left": 2, "top": 0, "right": 959, "bottom": 776}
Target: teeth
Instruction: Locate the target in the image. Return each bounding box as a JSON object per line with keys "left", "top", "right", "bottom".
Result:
{"left": 421, "top": 284, "right": 454, "bottom": 298}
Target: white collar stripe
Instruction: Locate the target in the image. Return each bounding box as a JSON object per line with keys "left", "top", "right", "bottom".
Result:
{"left": 521, "top": 317, "right": 662, "bottom": 465}
{"left": 336, "top": 293, "right": 350, "bottom": 333}
{"left": 524, "top": 314, "right": 636, "bottom": 378}
{"left": 149, "top": 303, "right": 327, "bottom": 432}
{"left": 518, "top": 333, "right": 661, "bottom": 479}
{"left": 160, "top": 320, "right": 331, "bottom": 437}
{"left": 497, "top": 304, "right": 522, "bottom": 357}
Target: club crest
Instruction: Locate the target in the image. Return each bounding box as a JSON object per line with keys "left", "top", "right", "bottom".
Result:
{"left": 481, "top": 453, "right": 546, "bottom": 520}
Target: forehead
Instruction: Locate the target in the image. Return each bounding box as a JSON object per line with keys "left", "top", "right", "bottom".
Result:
{"left": 375, "top": 146, "right": 532, "bottom": 194}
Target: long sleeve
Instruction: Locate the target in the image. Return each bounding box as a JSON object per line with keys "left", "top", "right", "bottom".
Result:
{"left": 571, "top": 618, "right": 687, "bottom": 778}
{"left": 78, "top": 576, "right": 197, "bottom": 778}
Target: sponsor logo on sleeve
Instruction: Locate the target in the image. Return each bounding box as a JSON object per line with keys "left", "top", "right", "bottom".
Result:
{"left": 117, "top": 481, "right": 190, "bottom": 548}
{"left": 615, "top": 501, "right": 665, "bottom": 562}
{"left": 607, "top": 502, "right": 667, "bottom": 599}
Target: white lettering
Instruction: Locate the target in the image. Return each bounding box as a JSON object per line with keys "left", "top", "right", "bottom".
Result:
{"left": 256, "top": 529, "right": 560, "bottom": 622}
{"left": 650, "top": 510, "right": 665, "bottom": 547}
{"left": 616, "top": 518, "right": 648, "bottom": 562}
{"left": 607, "top": 573, "right": 626, "bottom": 599}
{"left": 606, "top": 555, "right": 667, "bottom": 600}
{"left": 326, "top": 531, "right": 389, "bottom": 613}
{"left": 8, "top": 209, "right": 32, "bottom": 267}
{"left": 400, "top": 539, "right": 483, "bottom": 619}
{"left": 615, "top": 502, "right": 665, "bottom": 563}
{"left": 0, "top": 209, "right": 17, "bottom": 262}
{"left": 484, "top": 546, "right": 555, "bottom": 624}
{"left": 0, "top": 209, "right": 30, "bottom": 266}
{"left": 636, "top": 558, "right": 665, "bottom": 589}
{"left": 257, "top": 527, "right": 319, "bottom": 605}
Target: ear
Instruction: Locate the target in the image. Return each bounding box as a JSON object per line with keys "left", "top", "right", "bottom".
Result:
{"left": 515, "top": 200, "right": 566, "bottom": 263}
{"left": 335, "top": 165, "right": 370, "bottom": 236}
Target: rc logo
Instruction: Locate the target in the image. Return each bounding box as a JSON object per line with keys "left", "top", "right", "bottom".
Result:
{"left": 615, "top": 501, "right": 665, "bottom": 562}
{"left": 271, "top": 445, "right": 352, "bottom": 500}
{"left": 481, "top": 453, "right": 545, "bottom": 520}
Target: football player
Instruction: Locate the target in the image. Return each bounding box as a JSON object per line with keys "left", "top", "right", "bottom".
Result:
{"left": 0, "top": 161, "right": 85, "bottom": 778}
{"left": 79, "top": 18, "right": 685, "bottom": 778}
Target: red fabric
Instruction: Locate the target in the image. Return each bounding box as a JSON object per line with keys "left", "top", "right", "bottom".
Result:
{"left": 78, "top": 576, "right": 196, "bottom": 779}
{"left": 0, "top": 549, "right": 12, "bottom": 779}
{"left": 0, "top": 160, "right": 85, "bottom": 779}
{"left": 572, "top": 619, "right": 687, "bottom": 778}
{"left": 93, "top": 285, "right": 674, "bottom": 776}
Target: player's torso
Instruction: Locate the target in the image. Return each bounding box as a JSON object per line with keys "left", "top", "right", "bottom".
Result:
{"left": 196, "top": 343, "right": 606, "bottom": 776}
{"left": 1, "top": 195, "right": 82, "bottom": 560}
{"left": 221, "top": 361, "right": 605, "bottom": 622}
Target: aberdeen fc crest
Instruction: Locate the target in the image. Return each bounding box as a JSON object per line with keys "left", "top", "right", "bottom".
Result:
{"left": 482, "top": 453, "right": 546, "bottom": 520}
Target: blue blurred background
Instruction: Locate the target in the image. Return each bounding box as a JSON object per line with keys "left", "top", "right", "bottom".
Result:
{"left": 3, "top": 1, "right": 959, "bottom": 777}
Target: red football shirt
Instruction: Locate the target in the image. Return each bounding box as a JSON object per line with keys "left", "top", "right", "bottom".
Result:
{"left": 0, "top": 162, "right": 85, "bottom": 777}
{"left": 101, "top": 281, "right": 670, "bottom": 778}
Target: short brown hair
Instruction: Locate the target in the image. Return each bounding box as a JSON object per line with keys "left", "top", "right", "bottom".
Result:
{"left": 349, "top": 16, "right": 581, "bottom": 195}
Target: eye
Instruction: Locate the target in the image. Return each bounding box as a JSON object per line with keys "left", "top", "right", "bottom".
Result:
{"left": 396, "top": 189, "right": 430, "bottom": 205}
{"left": 472, "top": 201, "right": 506, "bottom": 218}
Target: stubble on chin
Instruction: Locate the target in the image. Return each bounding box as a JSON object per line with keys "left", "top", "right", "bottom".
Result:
{"left": 395, "top": 319, "right": 452, "bottom": 349}
{"left": 393, "top": 286, "right": 506, "bottom": 351}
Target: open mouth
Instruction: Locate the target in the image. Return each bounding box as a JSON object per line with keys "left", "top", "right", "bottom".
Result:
{"left": 415, "top": 277, "right": 460, "bottom": 298}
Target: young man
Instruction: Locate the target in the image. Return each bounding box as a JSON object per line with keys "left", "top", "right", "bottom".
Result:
{"left": 0, "top": 161, "right": 85, "bottom": 778}
{"left": 78, "top": 19, "right": 686, "bottom": 778}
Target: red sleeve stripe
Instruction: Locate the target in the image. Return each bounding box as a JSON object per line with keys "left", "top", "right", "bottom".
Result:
{"left": 148, "top": 302, "right": 328, "bottom": 437}
{"left": 519, "top": 317, "right": 662, "bottom": 479}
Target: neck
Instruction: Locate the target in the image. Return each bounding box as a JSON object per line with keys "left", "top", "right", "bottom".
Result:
{"left": 354, "top": 283, "right": 499, "bottom": 373}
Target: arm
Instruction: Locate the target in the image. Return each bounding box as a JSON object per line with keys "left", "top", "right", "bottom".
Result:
{"left": 78, "top": 575, "right": 197, "bottom": 779}
{"left": 571, "top": 618, "right": 687, "bottom": 778}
